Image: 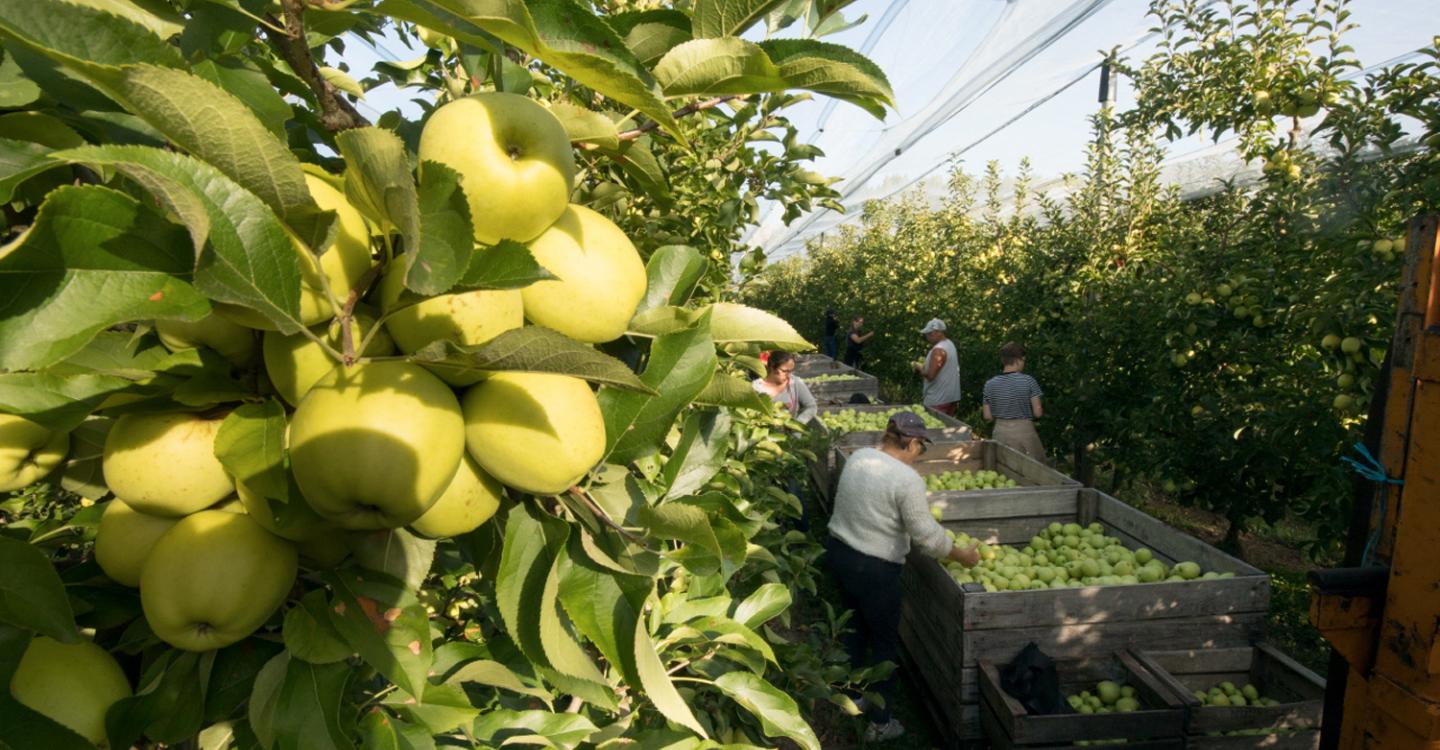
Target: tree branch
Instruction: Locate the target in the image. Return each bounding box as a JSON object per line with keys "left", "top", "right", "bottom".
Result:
{"left": 264, "top": 0, "right": 369, "bottom": 134}
{"left": 616, "top": 95, "right": 741, "bottom": 142}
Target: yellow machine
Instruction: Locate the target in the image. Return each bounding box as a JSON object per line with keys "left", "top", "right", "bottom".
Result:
{"left": 1311, "top": 215, "right": 1440, "bottom": 749}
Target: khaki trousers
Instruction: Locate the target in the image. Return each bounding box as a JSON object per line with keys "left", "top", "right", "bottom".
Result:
{"left": 993, "top": 419, "right": 1045, "bottom": 461}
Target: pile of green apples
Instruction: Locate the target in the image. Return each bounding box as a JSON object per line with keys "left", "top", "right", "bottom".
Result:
{"left": 1192, "top": 681, "right": 1282, "bottom": 708}
{"left": 806, "top": 373, "right": 863, "bottom": 384}
{"left": 1068, "top": 680, "right": 1142, "bottom": 714}
{"left": 818, "top": 406, "right": 945, "bottom": 433}
{"left": 942, "top": 522, "right": 1231, "bottom": 591}
{"left": 2, "top": 94, "right": 648, "bottom": 743}
{"left": 926, "top": 469, "right": 1018, "bottom": 492}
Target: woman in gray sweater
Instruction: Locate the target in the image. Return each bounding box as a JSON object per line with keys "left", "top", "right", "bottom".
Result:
{"left": 751, "top": 351, "right": 817, "bottom": 424}
{"left": 827, "top": 412, "right": 980, "bottom": 742}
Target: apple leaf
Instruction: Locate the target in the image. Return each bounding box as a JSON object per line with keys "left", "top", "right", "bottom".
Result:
{"left": 0, "top": 537, "right": 78, "bottom": 643}
{"left": 0, "top": 184, "right": 211, "bottom": 371}
{"left": 0, "top": 52, "right": 42, "bottom": 108}
{"left": 690, "top": 0, "right": 790, "bottom": 38}
{"left": 608, "top": 136, "right": 669, "bottom": 203}
{"left": 416, "top": 0, "right": 683, "bottom": 142}
{"left": 345, "top": 528, "right": 437, "bottom": 593}
{"left": 213, "top": 401, "right": 290, "bottom": 505}
{"left": 471, "top": 709, "right": 598, "bottom": 750}
{"left": 0, "top": 371, "right": 136, "bottom": 433}
{"left": 191, "top": 58, "right": 293, "bottom": 138}
{"left": 204, "top": 638, "right": 285, "bottom": 724}
{"left": 357, "top": 709, "right": 436, "bottom": 750}
{"left": 0, "top": 136, "right": 64, "bottom": 202}
{"left": 598, "top": 312, "right": 716, "bottom": 464}
{"left": 706, "top": 302, "right": 812, "bottom": 349}
{"left": 0, "top": 690, "right": 95, "bottom": 750}
{"left": 270, "top": 658, "right": 355, "bottom": 750}
{"left": 59, "top": 416, "right": 112, "bottom": 501}
{"left": 0, "top": 0, "right": 187, "bottom": 70}
{"left": 105, "top": 650, "right": 206, "bottom": 748}
{"left": 671, "top": 615, "right": 775, "bottom": 671}
{"left": 758, "top": 39, "right": 894, "bottom": 118}
{"left": 731, "top": 582, "right": 792, "bottom": 629}
{"left": 661, "top": 409, "right": 732, "bottom": 499}
{"left": 555, "top": 534, "right": 652, "bottom": 689}
{"left": 336, "top": 127, "right": 418, "bottom": 242}
{"left": 714, "top": 671, "right": 820, "bottom": 750}
{"left": 692, "top": 373, "right": 769, "bottom": 411}
{"left": 53, "top": 145, "right": 307, "bottom": 334}
{"left": 453, "top": 239, "right": 557, "bottom": 291}
{"left": 383, "top": 682, "right": 478, "bottom": 735}
{"left": 633, "top": 623, "right": 708, "bottom": 737}
{"left": 247, "top": 653, "right": 288, "bottom": 750}
{"left": 546, "top": 101, "right": 620, "bottom": 151}
{"left": 50, "top": 331, "right": 204, "bottom": 380}
{"left": 638, "top": 245, "right": 708, "bottom": 312}
{"left": 406, "top": 326, "right": 654, "bottom": 394}
{"left": 284, "top": 591, "right": 353, "bottom": 665}
{"left": 411, "top": 160, "right": 475, "bottom": 295}
{"left": 608, "top": 9, "right": 692, "bottom": 66}
{"left": 654, "top": 37, "right": 784, "bottom": 96}
{"left": 444, "top": 658, "right": 552, "bottom": 704}
{"left": 324, "top": 570, "right": 432, "bottom": 699}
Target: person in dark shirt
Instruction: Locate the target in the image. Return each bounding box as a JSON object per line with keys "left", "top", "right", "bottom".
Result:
{"left": 822, "top": 309, "right": 840, "bottom": 359}
{"left": 843, "top": 315, "right": 874, "bottom": 370}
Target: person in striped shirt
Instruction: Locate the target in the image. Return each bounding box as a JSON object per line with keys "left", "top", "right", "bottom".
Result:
{"left": 982, "top": 341, "right": 1046, "bottom": 459}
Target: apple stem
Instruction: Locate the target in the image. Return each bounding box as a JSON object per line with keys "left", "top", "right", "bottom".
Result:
{"left": 338, "top": 264, "right": 383, "bottom": 366}
{"left": 566, "top": 487, "right": 654, "bottom": 550}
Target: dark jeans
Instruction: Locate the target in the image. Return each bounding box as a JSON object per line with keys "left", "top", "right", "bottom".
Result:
{"left": 825, "top": 535, "right": 903, "bottom": 723}
{"left": 822, "top": 334, "right": 839, "bottom": 359}
{"left": 843, "top": 348, "right": 863, "bottom": 370}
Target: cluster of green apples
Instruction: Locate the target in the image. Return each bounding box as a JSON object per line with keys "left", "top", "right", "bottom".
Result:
{"left": 818, "top": 406, "right": 944, "bottom": 433}
{"left": 925, "top": 469, "right": 1017, "bottom": 492}
{"left": 943, "top": 522, "right": 1227, "bottom": 591}
{"left": 1068, "top": 680, "right": 1142, "bottom": 714}
{"left": 806, "top": 373, "right": 863, "bottom": 384}
{"left": 2, "top": 93, "right": 650, "bottom": 740}
{"left": 1192, "top": 681, "right": 1281, "bottom": 708}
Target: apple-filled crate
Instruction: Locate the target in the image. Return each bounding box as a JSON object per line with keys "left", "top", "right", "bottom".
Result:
{"left": 1134, "top": 645, "right": 1326, "bottom": 750}
{"left": 897, "top": 486, "right": 1270, "bottom": 746}
{"left": 977, "top": 650, "right": 1188, "bottom": 750}
{"left": 835, "top": 439, "right": 1080, "bottom": 521}
{"left": 807, "top": 404, "right": 972, "bottom": 508}
{"left": 798, "top": 361, "right": 880, "bottom": 406}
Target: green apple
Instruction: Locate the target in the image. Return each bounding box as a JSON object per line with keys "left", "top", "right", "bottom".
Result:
{"left": 290, "top": 361, "right": 465, "bottom": 529}
{"left": 9, "top": 635, "right": 131, "bottom": 745}
{"left": 1333, "top": 394, "right": 1354, "bottom": 410}
{"left": 1340, "top": 337, "right": 1363, "bottom": 354}
{"left": 236, "top": 482, "right": 330, "bottom": 542}
{"left": 461, "top": 371, "right": 605, "bottom": 495}
{"left": 141, "top": 510, "right": 297, "bottom": 651}
{"left": 0, "top": 414, "right": 69, "bottom": 492}
{"left": 410, "top": 453, "right": 505, "bottom": 538}
{"left": 1097, "top": 680, "right": 1121, "bottom": 705}
{"left": 94, "top": 500, "right": 178, "bottom": 587}
{"left": 380, "top": 266, "right": 523, "bottom": 385}
{"left": 156, "top": 312, "right": 257, "bottom": 365}
{"left": 262, "top": 311, "right": 395, "bottom": 406}
{"left": 418, "top": 93, "right": 576, "bottom": 244}
{"left": 103, "top": 412, "right": 233, "bottom": 517}
{"left": 217, "top": 174, "right": 374, "bottom": 330}
{"left": 1175, "top": 561, "right": 1202, "bottom": 579}
{"left": 521, "top": 204, "right": 647, "bottom": 343}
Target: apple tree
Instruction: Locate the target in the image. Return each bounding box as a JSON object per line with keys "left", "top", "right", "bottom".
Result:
{"left": 0, "top": 0, "right": 896, "bottom": 747}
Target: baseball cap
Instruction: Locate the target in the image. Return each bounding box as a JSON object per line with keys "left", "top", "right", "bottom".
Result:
{"left": 920, "top": 318, "right": 946, "bottom": 334}
{"left": 886, "top": 411, "right": 932, "bottom": 443}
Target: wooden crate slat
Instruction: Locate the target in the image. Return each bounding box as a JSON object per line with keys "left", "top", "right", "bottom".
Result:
{"left": 1185, "top": 730, "right": 1321, "bottom": 750}
{"left": 981, "top": 704, "right": 1186, "bottom": 750}
{"left": 960, "top": 576, "right": 1270, "bottom": 630}
{"left": 931, "top": 491, "right": 1081, "bottom": 522}
{"left": 964, "top": 613, "right": 1266, "bottom": 664}
{"left": 978, "top": 656, "right": 1186, "bottom": 744}
{"left": 1134, "top": 645, "right": 1326, "bottom": 735}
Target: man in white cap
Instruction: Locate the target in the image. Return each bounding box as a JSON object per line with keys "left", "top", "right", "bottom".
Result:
{"left": 913, "top": 318, "right": 961, "bottom": 415}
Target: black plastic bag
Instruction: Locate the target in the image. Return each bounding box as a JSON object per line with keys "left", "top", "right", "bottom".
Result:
{"left": 1000, "top": 642, "right": 1073, "bottom": 715}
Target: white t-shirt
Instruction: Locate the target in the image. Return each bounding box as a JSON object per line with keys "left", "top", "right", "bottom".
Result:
{"left": 922, "top": 338, "right": 961, "bottom": 406}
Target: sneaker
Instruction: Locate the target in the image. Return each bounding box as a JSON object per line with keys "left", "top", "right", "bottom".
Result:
{"left": 864, "top": 719, "right": 905, "bottom": 743}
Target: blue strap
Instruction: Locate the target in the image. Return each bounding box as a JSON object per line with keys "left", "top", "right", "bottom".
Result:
{"left": 1341, "top": 442, "right": 1403, "bottom": 485}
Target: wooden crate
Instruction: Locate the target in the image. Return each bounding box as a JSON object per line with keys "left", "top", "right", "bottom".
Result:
{"left": 801, "top": 362, "right": 880, "bottom": 405}
{"left": 807, "top": 404, "right": 971, "bottom": 508}
{"left": 898, "top": 487, "right": 1270, "bottom": 746}
{"left": 794, "top": 353, "right": 840, "bottom": 378}
{"left": 834, "top": 439, "right": 1079, "bottom": 521}
{"left": 978, "top": 651, "right": 1186, "bottom": 749}
{"left": 1132, "top": 645, "right": 1325, "bottom": 750}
